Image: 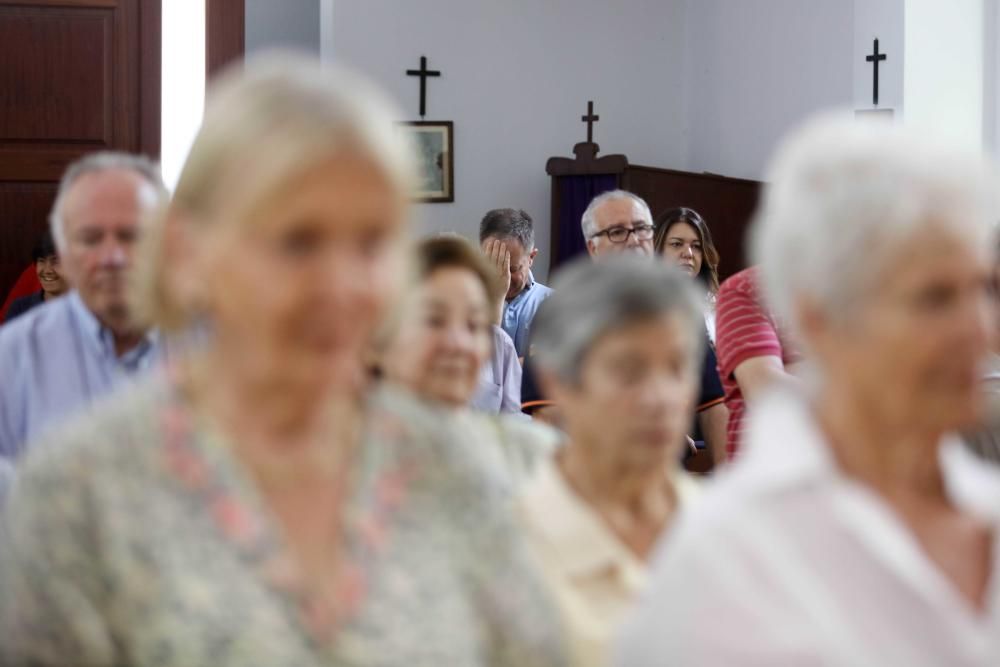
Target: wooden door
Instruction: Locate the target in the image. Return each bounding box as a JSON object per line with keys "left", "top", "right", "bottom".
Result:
{"left": 0, "top": 0, "right": 160, "bottom": 302}
{"left": 206, "top": 0, "right": 244, "bottom": 79}
{"left": 623, "top": 165, "right": 761, "bottom": 280}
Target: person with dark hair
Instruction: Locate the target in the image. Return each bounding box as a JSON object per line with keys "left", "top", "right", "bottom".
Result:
{"left": 3, "top": 230, "right": 68, "bottom": 323}
{"left": 653, "top": 207, "right": 721, "bottom": 341}
{"left": 479, "top": 208, "right": 553, "bottom": 358}
{"left": 652, "top": 207, "right": 728, "bottom": 465}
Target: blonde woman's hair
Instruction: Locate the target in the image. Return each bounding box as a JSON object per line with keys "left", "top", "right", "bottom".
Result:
{"left": 131, "top": 52, "right": 415, "bottom": 330}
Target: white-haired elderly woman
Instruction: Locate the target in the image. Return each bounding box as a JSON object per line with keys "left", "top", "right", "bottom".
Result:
{"left": 0, "top": 55, "right": 566, "bottom": 667}
{"left": 618, "top": 115, "right": 1000, "bottom": 665}
{"left": 517, "top": 257, "right": 704, "bottom": 667}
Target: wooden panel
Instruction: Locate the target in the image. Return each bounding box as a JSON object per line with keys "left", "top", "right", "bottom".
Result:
{"left": 0, "top": 7, "right": 111, "bottom": 143}
{"left": 0, "top": 0, "right": 159, "bottom": 302}
{"left": 206, "top": 0, "right": 244, "bottom": 79}
{"left": 137, "top": 0, "right": 159, "bottom": 157}
{"left": 623, "top": 165, "right": 761, "bottom": 281}
{"left": 1, "top": 1, "right": 119, "bottom": 6}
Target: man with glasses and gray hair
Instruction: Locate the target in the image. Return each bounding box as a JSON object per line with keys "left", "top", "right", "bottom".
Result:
{"left": 0, "top": 151, "right": 168, "bottom": 461}
{"left": 521, "top": 189, "right": 727, "bottom": 463}
{"left": 581, "top": 190, "right": 656, "bottom": 259}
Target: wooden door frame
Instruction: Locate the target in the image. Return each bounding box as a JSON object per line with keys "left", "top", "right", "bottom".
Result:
{"left": 206, "top": 0, "right": 244, "bottom": 79}
{"left": 139, "top": 0, "right": 160, "bottom": 157}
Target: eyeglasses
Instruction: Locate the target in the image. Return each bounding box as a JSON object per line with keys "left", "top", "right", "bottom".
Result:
{"left": 591, "top": 224, "right": 655, "bottom": 244}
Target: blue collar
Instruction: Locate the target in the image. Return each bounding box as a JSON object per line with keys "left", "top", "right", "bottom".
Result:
{"left": 66, "top": 290, "right": 157, "bottom": 362}
{"left": 508, "top": 272, "right": 537, "bottom": 304}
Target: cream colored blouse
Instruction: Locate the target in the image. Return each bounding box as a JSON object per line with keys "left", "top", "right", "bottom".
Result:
{"left": 517, "top": 457, "right": 700, "bottom": 667}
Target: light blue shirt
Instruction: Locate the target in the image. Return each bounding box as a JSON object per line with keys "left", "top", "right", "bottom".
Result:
{"left": 501, "top": 273, "right": 553, "bottom": 358}
{"left": 0, "top": 291, "right": 164, "bottom": 460}
{"left": 470, "top": 326, "right": 522, "bottom": 415}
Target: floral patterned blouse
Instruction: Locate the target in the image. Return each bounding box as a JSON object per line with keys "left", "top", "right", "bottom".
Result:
{"left": 0, "top": 375, "right": 567, "bottom": 667}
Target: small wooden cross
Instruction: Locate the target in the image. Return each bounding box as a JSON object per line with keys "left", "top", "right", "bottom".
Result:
{"left": 581, "top": 101, "right": 599, "bottom": 143}
{"left": 865, "top": 39, "right": 887, "bottom": 107}
{"left": 406, "top": 55, "right": 441, "bottom": 118}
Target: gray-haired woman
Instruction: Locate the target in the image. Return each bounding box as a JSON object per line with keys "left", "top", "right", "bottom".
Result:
{"left": 517, "top": 257, "right": 704, "bottom": 667}
{"left": 0, "top": 54, "right": 565, "bottom": 667}
{"left": 619, "top": 115, "right": 1000, "bottom": 665}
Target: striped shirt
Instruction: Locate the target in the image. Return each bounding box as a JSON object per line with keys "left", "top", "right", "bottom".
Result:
{"left": 714, "top": 267, "right": 800, "bottom": 458}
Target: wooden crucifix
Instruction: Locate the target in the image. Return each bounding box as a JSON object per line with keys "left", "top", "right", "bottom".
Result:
{"left": 865, "top": 38, "right": 887, "bottom": 107}
{"left": 581, "top": 101, "right": 599, "bottom": 143}
{"left": 406, "top": 55, "right": 441, "bottom": 118}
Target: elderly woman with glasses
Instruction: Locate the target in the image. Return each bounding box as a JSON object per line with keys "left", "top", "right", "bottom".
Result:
{"left": 518, "top": 257, "right": 704, "bottom": 667}
{"left": 0, "top": 55, "right": 565, "bottom": 667}
{"left": 619, "top": 116, "right": 1000, "bottom": 665}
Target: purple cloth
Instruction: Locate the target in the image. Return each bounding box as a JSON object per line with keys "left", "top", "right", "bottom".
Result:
{"left": 470, "top": 326, "right": 523, "bottom": 415}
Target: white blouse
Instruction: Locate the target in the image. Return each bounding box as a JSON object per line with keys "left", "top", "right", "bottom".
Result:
{"left": 617, "top": 389, "right": 1000, "bottom": 666}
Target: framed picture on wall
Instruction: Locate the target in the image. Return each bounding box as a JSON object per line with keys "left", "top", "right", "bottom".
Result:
{"left": 400, "top": 121, "right": 454, "bottom": 203}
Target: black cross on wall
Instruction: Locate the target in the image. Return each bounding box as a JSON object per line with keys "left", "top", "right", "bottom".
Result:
{"left": 406, "top": 55, "right": 441, "bottom": 118}
{"left": 581, "top": 101, "right": 599, "bottom": 143}
{"left": 865, "top": 39, "right": 887, "bottom": 107}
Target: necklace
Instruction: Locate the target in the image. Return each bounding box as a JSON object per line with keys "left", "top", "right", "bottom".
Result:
{"left": 179, "top": 358, "right": 363, "bottom": 490}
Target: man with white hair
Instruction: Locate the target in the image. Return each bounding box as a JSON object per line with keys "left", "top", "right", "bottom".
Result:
{"left": 522, "top": 188, "right": 728, "bottom": 461}
{"left": 0, "top": 152, "right": 167, "bottom": 460}
{"left": 581, "top": 189, "right": 655, "bottom": 259}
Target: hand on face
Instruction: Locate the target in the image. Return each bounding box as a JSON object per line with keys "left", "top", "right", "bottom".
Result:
{"left": 482, "top": 238, "right": 512, "bottom": 299}
{"left": 482, "top": 236, "right": 536, "bottom": 301}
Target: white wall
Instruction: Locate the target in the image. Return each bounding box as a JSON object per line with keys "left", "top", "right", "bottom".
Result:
{"left": 984, "top": 0, "right": 1000, "bottom": 154}
{"left": 853, "top": 0, "right": 904, "bottom": 111}
{"left": 904, "top": 0, "right": 984, "bottom": 151}
{"left": 245, "top": 1, "right": 996, "bottom": 267}
{"left": 330, "top": 0, "right": 689, "bottom": 280}
{"left": 245, "top": 0, "right": 320, "bottom": 56}
{"left": 681, "top": 0, "right": 854, "bottom": 181}
{"left": 161, "top": 1, "right": 205, "bottom": 191}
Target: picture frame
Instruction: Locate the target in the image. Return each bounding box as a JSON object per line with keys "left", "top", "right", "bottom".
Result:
{"left": 400, "top": 120, "right": 454, "bottom": 203}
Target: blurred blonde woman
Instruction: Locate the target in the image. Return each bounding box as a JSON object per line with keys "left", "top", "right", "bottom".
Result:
{"left": 0, "top": 55, "right": 566, "bottom": 667}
